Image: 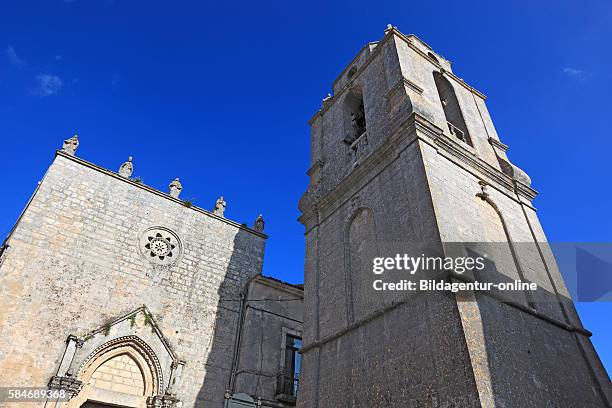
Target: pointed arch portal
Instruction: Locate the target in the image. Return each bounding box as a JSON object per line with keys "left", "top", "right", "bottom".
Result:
{"left": 69, "top": 336, "right": 162, "bottom": 408}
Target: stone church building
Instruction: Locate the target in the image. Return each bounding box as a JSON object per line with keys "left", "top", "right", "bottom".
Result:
{"left": 0, "top": 26, "right": 610, "bottom": 408}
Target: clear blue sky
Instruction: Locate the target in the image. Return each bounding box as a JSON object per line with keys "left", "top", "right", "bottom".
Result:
{"left": 1, "top": 1, "right": 610, "bottom": 374}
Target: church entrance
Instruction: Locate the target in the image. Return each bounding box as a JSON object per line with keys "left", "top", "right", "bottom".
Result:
{"left": 81, "top": 402, "right": 131, "bottom": 408}
{"left": 74, "top": 352, "right": 147, "bottom": 408}
{"left": 67, "top": 337, "right": 161, "bottom": 408}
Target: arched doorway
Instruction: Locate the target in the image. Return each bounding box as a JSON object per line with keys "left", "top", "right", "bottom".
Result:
{"left": 69, "top": 337, "right": 161, "bottom": 408}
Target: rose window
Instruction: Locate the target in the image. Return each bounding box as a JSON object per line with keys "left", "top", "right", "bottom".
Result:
{"left": 138, "top": 227, "right": 182, "bottom": 266}
{"left": 145, "top": 233, "right": 175, "bottom": 260}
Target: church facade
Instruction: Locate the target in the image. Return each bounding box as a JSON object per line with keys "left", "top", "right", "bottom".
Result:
{"left": 0, "top": 26, "right": 611, "bottom": 408}
{"left": 0, "top": 144, "right": 303, "bottom": 408}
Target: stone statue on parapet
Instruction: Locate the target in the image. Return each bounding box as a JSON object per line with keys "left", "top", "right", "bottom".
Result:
{"left": 253, "top": 214, "right": 265, "bottom": 232}
{"left": 62, "top": 135, "right": 79, "bottom": 155}
{"left": 118, "top": 157, "right": 133, "bottom": 178}
{"left": 213, "top": 196, "right": 226, "bottom": 217}
{"left": 169, "top": 178, "right": 183, "bottom": 198}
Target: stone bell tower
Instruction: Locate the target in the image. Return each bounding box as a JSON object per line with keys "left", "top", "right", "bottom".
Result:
{"left": 297, "top": 26, "right": 611, "bottom": 407}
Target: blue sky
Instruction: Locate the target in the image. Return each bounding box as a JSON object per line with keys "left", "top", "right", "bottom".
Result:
{"left": 1, "top": 1, "right": 610, "bottom": 373}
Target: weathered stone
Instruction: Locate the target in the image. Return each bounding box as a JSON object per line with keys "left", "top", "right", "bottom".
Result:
{"left": 253, "top": 214, "right": 264, "bottom": 232}
{"left": 297, "top": 25, "right": 612, "bottom": 408}
{"left": 0, "top": 152, "right": 280, "bottom": 407}
{"left": 1, "top": 24, "right": 609, "bottom": 408}
{"left": 118, "top": 156, "right": 133, "bottom": 178}
{"left": 62, "top": 135, "right": 79, "bottom": 155}
{"left": 213, "top": 196, "right": 226, "bottom": 217}
{"left": 168, "top": 177, "right": 182, "bottom": 198}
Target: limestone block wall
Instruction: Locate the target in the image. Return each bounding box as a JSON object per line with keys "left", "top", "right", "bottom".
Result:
{"left": 0, "top": 152, "right": 267, "bottom": 407}
{"left": 89, "top": 354, "right": 145, "bottom": 396}
{"left": 308, "top": 28, "right": 505, "bottom": 203}
{"left": 419, "top": 139, "right": 611, "bottom": 406}
{"left": 393, "top": 32, "right": 502, "bottom": 168}
{"left": 298, "top": 136, "right": 481, "bottom": 406}
{"left": 299, "top": 25, "right": 611, "bottom": 408}
{"left": 308, "top": 35, "right": 404, "bottom": 196}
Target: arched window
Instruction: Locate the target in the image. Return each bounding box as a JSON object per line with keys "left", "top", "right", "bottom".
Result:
{"left": 69, "top": 336, "right": 162, "bottom": 408}
{"left": 347, "top": 66, "right": 358, "bottom": 80}
{"left": 427, "top": 52, "right": 440, "bottom": 64}
{"left": 345, "top": 207, "right": 377, "bottom": 321}
{"left": 343, "top": 87, "right": 367, "bottom": 145}
{"left": 474, "top": 192, "right": 531, "bottom": 307}
{"left": 433, "top": 71, "right": 472, "bottom": 146}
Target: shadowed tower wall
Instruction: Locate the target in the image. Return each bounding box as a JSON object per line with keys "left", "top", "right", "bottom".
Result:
{"left": 297, "top": 26, "right": 611, "bottom": 408}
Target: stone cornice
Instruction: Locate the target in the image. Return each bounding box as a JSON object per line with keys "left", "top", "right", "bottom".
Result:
{"left": 488, "top": 137, "right": 509, "bottom": 152}
{"left": 331, "top": 41, "right": 380, "bottom": 91}
{"left": 515, "top": 180, "right": 538, "bottom": 202}
{"left": 317, "top": 132, "right": 403, "bottom": 219}
{"left": 308, "top": 34, "right": 394, "bottom": 125}
{"left": 429, "top": 128, "right": 515, "bottom": 191}
{"left": 308, "top": 27, "right": 487, "bottom": 126}
{"left": 299, "top": 116, "right": 418, "bottom": 230}
{"left": 299, "top": 113, "right": 537, "bottom": 230}
{"left": 55, "top": 151, "right": 268, "bottom": 239}
{"left": 254, "top": 275, "right": 304, "bottom": 297}
{"left": 385, "top": 77, "right": 424, "bottom": 102}
{"left": 412, "top": 113, "right": 538, "bottom": 206}
{"left": 388, "top": 27, "right": 488, "bottom": 100}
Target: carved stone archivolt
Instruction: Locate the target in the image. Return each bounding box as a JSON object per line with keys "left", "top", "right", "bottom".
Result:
{"left": 48, "top": 306, "right": 185, "bottom": 408}
{"left": 79, "top": 335, "right": 163, "bottom": 394}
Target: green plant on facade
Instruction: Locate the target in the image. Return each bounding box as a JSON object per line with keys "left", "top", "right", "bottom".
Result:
{"left": 128, "top": 313, "right": 137, "bottom": 328}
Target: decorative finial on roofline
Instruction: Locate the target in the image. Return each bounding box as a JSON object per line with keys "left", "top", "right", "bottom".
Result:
{"left": 169, "top": 178, "right": 183, "bottom": 198}
{"left": 62, "top": 135, "right": 79, "bottom": 156}
{"left": 253, "top": 214, "right": 265, "bottom": 232}
{"left": 118, "top": 156, "right": 133, "bottom": 178}
{"left": 213, "top": 196, "right": 226, "bottom": 217}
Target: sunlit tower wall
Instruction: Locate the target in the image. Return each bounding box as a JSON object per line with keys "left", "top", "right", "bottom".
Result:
{"left": 297, "top": 26, "right": 611, "bottom": 408}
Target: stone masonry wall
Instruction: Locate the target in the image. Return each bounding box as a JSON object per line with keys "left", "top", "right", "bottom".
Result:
{"left": 420, "top": 139, "right": 611, "bottom": 406}
{"left": 0, "top": 152, "right": 266, "bottom": 407}
{"left": 89, "top": 354, "right": 145, "bottom": 396}
{"left": 299, "top": 26, "right": 611, "bottom": 407}
{"left": 233, "top": 277, "right": 303, "bottom": 406}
